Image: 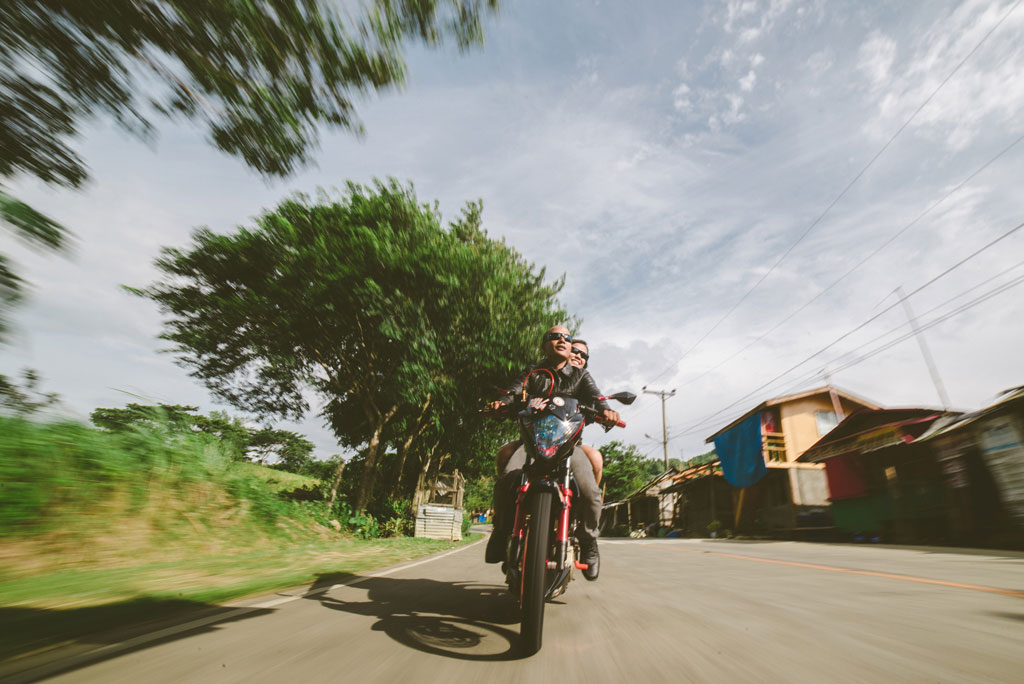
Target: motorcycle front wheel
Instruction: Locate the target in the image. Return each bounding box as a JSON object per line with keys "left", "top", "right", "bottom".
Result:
{"left": 520, "top": 489, "right": 553, "bottom": 656}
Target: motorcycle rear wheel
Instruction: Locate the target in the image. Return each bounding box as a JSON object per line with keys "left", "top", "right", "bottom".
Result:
{"left": 520, "top": 489, "right": 553, "bottom": 656}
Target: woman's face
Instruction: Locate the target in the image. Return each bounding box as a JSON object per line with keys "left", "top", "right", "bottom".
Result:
{"left": 569, "top": 342, "right": 589, "bottom": 369}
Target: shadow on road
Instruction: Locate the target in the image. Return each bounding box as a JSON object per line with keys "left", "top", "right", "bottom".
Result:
{"left": 309, "top": 573, "right": 526, "bottom": 661}
{"left": 0, "top": 598, "right": 273, "bottom": 682}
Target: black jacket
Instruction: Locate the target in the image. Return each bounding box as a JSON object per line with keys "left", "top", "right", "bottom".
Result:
{"left": 499, "top": 362, "right": 610, "bottom": 412}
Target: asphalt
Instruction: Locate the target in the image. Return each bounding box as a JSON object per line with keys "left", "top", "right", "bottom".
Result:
{"left": 8, "top": 535, "right": 1024, "bottom": 683}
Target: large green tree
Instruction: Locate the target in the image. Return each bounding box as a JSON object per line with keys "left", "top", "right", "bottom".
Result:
{"left": 0, "top": 0, "right": 498, "bottom": 338}
{"left": 139, "top": 180, "right": 568, "bottom": 511}
{"left": 599, "top": 441, "right": 664, "bottom": 504}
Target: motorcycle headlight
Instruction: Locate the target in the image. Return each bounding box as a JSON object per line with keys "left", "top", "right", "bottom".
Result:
{"left": 531, "top": 414, "right": 579, "bottom": 458}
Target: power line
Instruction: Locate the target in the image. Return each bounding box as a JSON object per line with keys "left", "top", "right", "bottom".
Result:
{"left": 672, "top": 271, "right": 1024, "bottom": 440}
{"left": 815, "top": 273, "right": 1024, "bottom": 388}
{"left": 666, "top": 218, "right": 1024, "bottom": 439}
{"left": 645, "top": 0, "right": 1023, "bottom": 386}
{"left": 672, "top": 133, "right": 1024, "bottom": 392}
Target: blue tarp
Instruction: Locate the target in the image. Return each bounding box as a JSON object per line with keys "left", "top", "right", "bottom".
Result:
{"left": 713, "top": 413, "right": 767, "bottom": 488}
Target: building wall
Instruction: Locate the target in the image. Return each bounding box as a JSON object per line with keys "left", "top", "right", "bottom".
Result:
{"left": 974, "top": 411, "right": 1024, "bottom": 528}
{"left": 778, "top": 395, "right": 864, "bottom": 459}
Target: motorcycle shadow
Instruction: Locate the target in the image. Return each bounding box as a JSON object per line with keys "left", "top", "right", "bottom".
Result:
{"left": 310, "top": 574, "right": 527, "bottom": 661}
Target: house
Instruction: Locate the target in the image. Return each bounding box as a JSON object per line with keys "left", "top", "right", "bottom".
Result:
{"left": 797, "top": 408, "right": 960, "bottom": 543}
{"left": 601, "top": 469, "right": 678, "bottom": 534}
{"left": 660, "top": 459, "right": 735, "bottom": 536}
{"left": 704, "top": 386, "right": 880, "bottom": 533}
{"left": 916, "top": 385, "right": 1024, "bottom": 544}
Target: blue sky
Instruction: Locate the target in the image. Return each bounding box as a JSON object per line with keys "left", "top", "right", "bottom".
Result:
{"left": 4, "top": 0, "right": 1024, "bottom": 463}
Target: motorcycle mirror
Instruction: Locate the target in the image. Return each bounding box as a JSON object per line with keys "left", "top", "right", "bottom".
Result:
{"left": 607, "top": 391, "right": 636, "bottom": 405}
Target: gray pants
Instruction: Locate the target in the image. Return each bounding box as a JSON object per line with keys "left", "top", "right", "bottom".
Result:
{"left": 495, "top": 444, "right": 602, "bottom": 542}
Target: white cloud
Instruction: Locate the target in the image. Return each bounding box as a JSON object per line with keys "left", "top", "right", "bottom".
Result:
{"left": 751, "top": 53, "right": 766, "bottom": 67}
{"left": 739, "top": 27, "right": 762, "bottom": 42}
{"left": 859, "top": 1, "right": 1024, "bottom": 151}
{"left": 739, "top": 70, "right": 757, "bottom": 91}
{"left": 673, "top": 83, "right": 692, "bottom": 112}
{"left": 858, "top": 31, "right": 897, "bottom": 86}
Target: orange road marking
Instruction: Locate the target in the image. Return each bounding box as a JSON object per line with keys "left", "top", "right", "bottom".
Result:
{"left": 637, "top": 542, "right": 1024, "bottom": 599}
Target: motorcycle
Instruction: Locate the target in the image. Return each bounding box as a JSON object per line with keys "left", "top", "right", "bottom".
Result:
{"left": 484, "top": 378, "right": 635, "bottom": 655}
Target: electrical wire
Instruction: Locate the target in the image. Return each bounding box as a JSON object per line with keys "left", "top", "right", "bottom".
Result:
{"left": 644, "top": 0, "right": 1024, "bottom": 386}
{"left": 673, "top": 133, "right": 1024, "bottom": 392}
{"left": 666, "top": 218, "right": 1024, "bottom": 439}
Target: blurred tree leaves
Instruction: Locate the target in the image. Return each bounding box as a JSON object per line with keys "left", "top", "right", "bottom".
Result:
{"left": 599, "top": 441, "right": 665, "bottom": 504}
{"left": 0, "top": 0, "right": 498, "bottom": 339}
{"left": 90, "top": 402, "right": 314, "bottom": 468}
{"left": 0, "top": 368, "right": 61, "bottom": 417}
{"left": 139, "top": 179, "right": 569, "bottom": 510}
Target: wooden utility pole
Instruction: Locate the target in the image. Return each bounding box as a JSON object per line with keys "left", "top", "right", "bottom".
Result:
{"left": 642, "top": 386, "right": 676, "bottom": 470}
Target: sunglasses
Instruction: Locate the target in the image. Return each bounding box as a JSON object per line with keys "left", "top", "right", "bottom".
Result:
{"left": 571, "top": 348, "right": 589, "bottom": 361}
{"left": 544, "top": 332, "right": 573, "bottom": 344}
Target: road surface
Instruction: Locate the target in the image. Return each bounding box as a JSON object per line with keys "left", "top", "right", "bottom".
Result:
{"left": 9, "top": 535, "right": 1024, "bottom": 683}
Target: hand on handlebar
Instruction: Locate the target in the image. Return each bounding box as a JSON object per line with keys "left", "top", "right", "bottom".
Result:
{"left": 487, "top": 400, "right": 506, "bottom": 412}
{"left": 598, "top": 409, "right": 621, "bottom": 427}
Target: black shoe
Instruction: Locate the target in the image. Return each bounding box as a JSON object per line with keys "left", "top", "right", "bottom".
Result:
{"left": 580, "top": 539, "right": 600, "bottom": 581}
{"left": 486, "top": 530, "right": 507, "bottom": 564}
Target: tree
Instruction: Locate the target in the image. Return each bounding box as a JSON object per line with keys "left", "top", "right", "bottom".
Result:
{"left": 90, "top": 402, "right": 310, "bottom": 465}
{"left": 139, "top": 180, "right": 570, "bottom": 511}
{"left": 0, "top": 0, "right": 498, "bottom": 338}
{"left": 249, "top": 427, "right": 314, "bottom": 472}
{"left": 599, "top": 441, "right": 663, "bottom": 504}
{"left": 0, "top": 368, "right": 60, "bottom": 417}
{"left": 90, "top": 403, "right": 199, "bottom": 432}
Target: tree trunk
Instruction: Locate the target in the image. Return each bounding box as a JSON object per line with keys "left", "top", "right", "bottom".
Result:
{"left": 353, "top": 404, "right": 398, "bottom": 512}
{"left": 430, "top": 452, "right": 450, "bottom": 492}
{"left": 411, "top": 441, "right": 439, "bottom": 508}
{"left": 388, "top": 394, "right": 431, "bottom": 500}
{"left": 327, "top": 461, "right": 346, "bottom": 508}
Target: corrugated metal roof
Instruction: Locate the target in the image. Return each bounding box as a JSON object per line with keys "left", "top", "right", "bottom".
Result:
{"left": 796, "top": 408, "right": 955, "bottom": 463}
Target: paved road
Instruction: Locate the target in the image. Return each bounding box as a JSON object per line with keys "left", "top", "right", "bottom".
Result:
{"left": 13, "top": 536, "right": 1024, "bottom": 683}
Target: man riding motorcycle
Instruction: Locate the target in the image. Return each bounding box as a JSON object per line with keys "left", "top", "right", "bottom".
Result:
{"left": 486, "top": 325, "right": 619, "bottom": 580}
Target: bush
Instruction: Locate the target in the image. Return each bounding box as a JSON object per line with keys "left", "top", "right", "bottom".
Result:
{"left": 461, "top": 515, "right": 473, "bottom": 538}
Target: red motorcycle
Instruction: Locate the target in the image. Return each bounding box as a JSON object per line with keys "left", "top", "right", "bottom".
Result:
{"left": 485, "top": 385, "right": 634, "bottom": 655}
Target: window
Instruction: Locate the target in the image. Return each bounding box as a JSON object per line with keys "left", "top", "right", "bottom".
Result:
{"left": 815, "top": 410, "right": 838, "bottom": 436}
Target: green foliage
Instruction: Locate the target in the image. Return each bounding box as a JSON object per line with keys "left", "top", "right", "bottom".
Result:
{"left": 599, "top": 441, "right": 663, "bottom": 504}
{"left": 0, "top": 0, "right": 498, "bottom": 338}
{"left": 0, "top": 414, "right": 351, "bottom": 542}
{"left": 139, "top": 180, "right": 570, "bottom": 510}
{"left": 684, "top": 450, "right": 718, "bottom": 469}
{"left": 0, "top": 368, "right": 60, "bottom": 417}
{"left": 463, "top": 474, "right": 494, "bottom": 514}
{"left": 461, "top": 514, "right": 474, "bottom": 538}
{"left": 90, "top": 402, "right": 313, "bottom": 470}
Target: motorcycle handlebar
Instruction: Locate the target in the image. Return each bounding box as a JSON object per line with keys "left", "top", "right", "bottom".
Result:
{"left": 481, "top": 401, "right": 625, "bottom": 428}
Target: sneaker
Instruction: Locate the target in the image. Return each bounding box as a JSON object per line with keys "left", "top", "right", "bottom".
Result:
{"left": 580, "top": 538, "right": 600, "bottom": 581}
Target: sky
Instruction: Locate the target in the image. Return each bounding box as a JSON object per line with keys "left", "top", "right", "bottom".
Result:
{"left": 4, "top": 0, "right": 1024, "bottom": 465}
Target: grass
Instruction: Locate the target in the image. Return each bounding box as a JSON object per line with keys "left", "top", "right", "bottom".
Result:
{"left": 0, "top": 416, "right": 478, "bottom": 662}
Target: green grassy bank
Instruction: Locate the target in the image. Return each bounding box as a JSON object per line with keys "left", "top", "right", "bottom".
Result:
{"left": 0, "top": 417, "right": 475, "bottom": 661}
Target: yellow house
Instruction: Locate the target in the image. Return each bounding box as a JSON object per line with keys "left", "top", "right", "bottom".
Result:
{"left": 705, "top": 386, "right": 881, "bottom": 531}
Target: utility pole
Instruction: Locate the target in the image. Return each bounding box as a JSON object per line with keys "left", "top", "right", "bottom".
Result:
{"left": 896, "top": 285, "right": 951, "bottom": 409}
{"left": 642, "top": 386, "right": 676, "bottom": 470}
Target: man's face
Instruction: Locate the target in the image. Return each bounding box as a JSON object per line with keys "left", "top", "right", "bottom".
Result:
{"left": 542, "top": 325, "right": 573, "bottom": 362}
{"left": 569, "top": 342, "right": 589, "bottom": 369}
